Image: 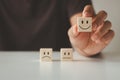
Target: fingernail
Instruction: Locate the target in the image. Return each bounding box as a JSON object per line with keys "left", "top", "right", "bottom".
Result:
{"left": 84, "top": 11, "right": 89, "bottom": 15}
{"left": 93, "top": 35, "right": 98, "bottom": 40}
{"left": 91, "top": 36, "right": 97, "bottom": 41}
{"left": 91, "top": 37, "right": 95, "bottom": 41}
{"left": 83, "top": 11, "right": 90, "bottom": 17}
{"left": 95, "top": 40, "right": 101, "bottom": 43}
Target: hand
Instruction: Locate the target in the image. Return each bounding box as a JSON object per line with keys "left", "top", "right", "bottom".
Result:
{"left": 68, "top": 5, "right": 115, "bottom": 56}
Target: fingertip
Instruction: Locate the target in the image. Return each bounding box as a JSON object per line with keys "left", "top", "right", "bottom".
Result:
{"left": 83, "top": 5, "right": 94, "bottom": 17}
{"left": 104, "top": 30, "right": 115, "bottom": 44}
{"left": 99, "top": 10, "right": 107, "bottom": 20}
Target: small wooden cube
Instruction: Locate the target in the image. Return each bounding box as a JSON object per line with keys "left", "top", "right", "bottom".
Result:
{"left": 40, "top": 48, "right": 53, "bottom": 61}
{"left": 77, "top": 17, "right": 92, "bottom": 32}
{"left": 60, "top": 48, "right": 73, "bottom": 61}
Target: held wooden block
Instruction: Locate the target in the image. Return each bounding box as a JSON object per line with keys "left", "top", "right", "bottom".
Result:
{"left": 77, "top": 17, "right": 92, "bottom": 32}
{"left": 40, "top": 48, "right": 53, "bottom": 61}
{"left": 60, "top": 48, "right": 73, "bottom": 61}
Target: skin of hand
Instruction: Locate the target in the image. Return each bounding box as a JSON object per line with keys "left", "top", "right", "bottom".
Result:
{"left": 68, "top": 5, "right": 115, "bottom": 57}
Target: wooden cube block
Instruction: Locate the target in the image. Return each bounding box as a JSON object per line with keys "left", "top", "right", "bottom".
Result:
{"left": 40, "top": 48, "right": 53, "bottom": 61}
{"left": 60, "top": 48, "right": 73, "bottom": 61}
{"left": 77, "top": 17, "right": 92, "bottom": 32}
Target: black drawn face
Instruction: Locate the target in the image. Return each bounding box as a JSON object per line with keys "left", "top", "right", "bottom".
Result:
{"left": 62, "top": 52, "right": 72, "bottom": 59}
{"left": 40, "top": 49, "right": 52, "bottom": 61}
{"left": 42, "top": 51, "right": 51, "bottom": 59}
{"left": 78, "top": 18, "right": 92, "bottom": 30}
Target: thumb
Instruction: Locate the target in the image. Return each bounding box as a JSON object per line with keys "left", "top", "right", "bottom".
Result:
{"left": 68, "top": 24, "right": 79, "bottom": 38}
{"left": 82, "top": 5, "right": 95, "bottom": 17}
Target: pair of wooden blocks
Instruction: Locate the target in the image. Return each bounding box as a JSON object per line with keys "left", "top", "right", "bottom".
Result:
{"left": 40, "top": 48, "right": 73, "bottom": 61}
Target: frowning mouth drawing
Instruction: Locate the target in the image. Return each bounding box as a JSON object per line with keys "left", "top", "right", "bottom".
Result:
{"left": 42, "top": 56, "right": 51, "bottom": 59}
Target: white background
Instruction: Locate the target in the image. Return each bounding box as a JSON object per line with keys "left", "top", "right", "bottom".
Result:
{"left": 92, "top": 0, "right": 120, "bottom": 52}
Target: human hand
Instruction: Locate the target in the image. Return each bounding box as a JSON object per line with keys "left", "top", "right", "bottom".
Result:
{"left": 68, "top": 5, "right": 115, "bottom": 56}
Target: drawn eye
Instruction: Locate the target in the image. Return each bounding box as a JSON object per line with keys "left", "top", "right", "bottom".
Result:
{"left": 47, "top": 52, "right": 49, "bottom": 55}
{"left": 86, "top": 20, "right": 88, "bottom": 24}
{"left": 64, "top": 52, "right": 66, "bottom": 55}
{"left": 81, "top": 20, "right": 84, "bottom": 24}
{"left": 68, "top": 52, "right": 70, "bottom": 55}
{"left": 44, "top": 52, "right": 45, "bottom": 55}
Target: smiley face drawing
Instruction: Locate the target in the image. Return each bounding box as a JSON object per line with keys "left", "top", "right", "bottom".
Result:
{"left": 77, "top": 17, "right": 92, "bottom": 32}
{"left": 40, "top": 48, "right": 52, "bottom": 61}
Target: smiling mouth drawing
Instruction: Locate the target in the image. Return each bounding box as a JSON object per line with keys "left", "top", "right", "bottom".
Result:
{"left": 79, "top": 25, "right": 91, "bottom": 30}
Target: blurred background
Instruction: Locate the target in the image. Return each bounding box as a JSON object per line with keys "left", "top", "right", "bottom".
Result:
{"left": 92, "top": 0, "right": 120, "bottom": 52}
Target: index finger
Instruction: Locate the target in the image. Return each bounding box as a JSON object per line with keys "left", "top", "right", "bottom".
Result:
{"left": 92, "top": 10, "right": 107, "bottom": 28}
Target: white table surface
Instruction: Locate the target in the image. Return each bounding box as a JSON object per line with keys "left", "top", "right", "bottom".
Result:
{"left": 0, "top": 51, "right": 120, "bottom": 80}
